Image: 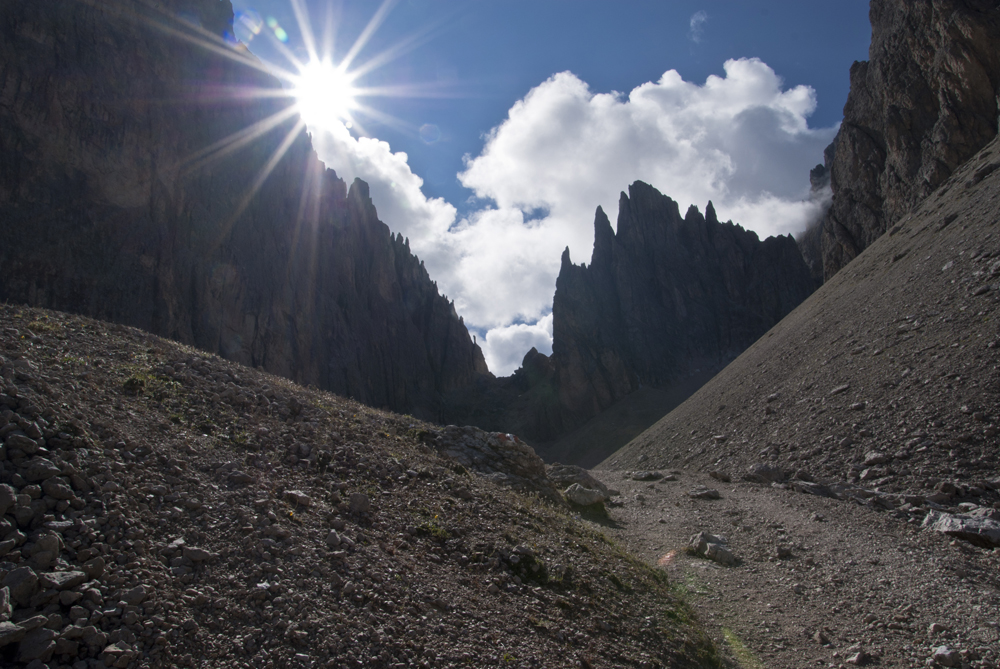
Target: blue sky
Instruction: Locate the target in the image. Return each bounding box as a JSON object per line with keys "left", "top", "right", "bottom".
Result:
{"left": 227, "top": 0, "right": 872, "bottom": 374}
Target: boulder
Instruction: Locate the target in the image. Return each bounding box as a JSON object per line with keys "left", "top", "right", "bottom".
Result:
{"left": 689, "top": 532, "right": 737, "bottom": 566}
{"left": 546, "top": 464, "right": 611, "bottom": 495}
{"left": 564, "top": 484, "right": 606, "bottom": 507}
{"left": 744, "top": 463, "right": 785, "bottom": 484}
{"left": 922, "top": 510, "right": 1000, "bottom": 548}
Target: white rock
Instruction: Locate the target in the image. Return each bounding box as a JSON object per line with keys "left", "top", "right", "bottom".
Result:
{"left": 563, "top": 484, "right": 605, "bottom": 506}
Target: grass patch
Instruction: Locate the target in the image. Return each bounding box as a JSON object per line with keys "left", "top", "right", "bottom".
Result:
{"left": 722, "top": 628, "right": 764, "bottom": 669}
{"left": 416, "top": 517, "right": 451, "bottom": 541}
{"left": 27, "top": 318, "right": 60, "bottom": 333}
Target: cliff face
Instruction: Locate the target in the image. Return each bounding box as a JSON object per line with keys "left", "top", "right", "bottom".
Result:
{"left": 458, "top": 182, "right": 816, "bottom": 448}
{"left": 546, "top": 182, "right": 817, "bottom": 434}
{"left": 817, "top": 0, "right": 1000, "bottom": 279}
{"left": 0, "top": 0, "right": 487, "bottom": 417}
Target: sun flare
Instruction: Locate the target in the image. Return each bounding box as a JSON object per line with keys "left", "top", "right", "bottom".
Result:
{"left": 293, "top": 60, "right": 357, "bottom": 131}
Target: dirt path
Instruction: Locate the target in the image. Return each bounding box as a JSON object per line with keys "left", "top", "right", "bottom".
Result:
{"left": 586, "top": 470, "right": 1000, "bottom": 669}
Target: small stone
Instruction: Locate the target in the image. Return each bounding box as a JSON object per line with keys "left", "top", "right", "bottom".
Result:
{"left": 687, "top": 486, "right": 721, "bottom": 500}
{"left": 922, "top": 510, "right": 1000, "bottom": 548}
{"left": 928, "top": 622, "right": 947, "bottom": 635}
{"left": 0, "top": 621, "right": 26, "bottom": 647}
{"left": 744, "top": 463, "right": 785, "bottom": 484}
{"left": 2, "top": 566, "right": 38, "bottom": 606}
{"left": 58, "top": 590, "right": 82, "bottom": 606}
{"left": 16, "top": 627, "right": 56, "bottom": 662}
{"left": 813, "top": 630, "right": 829, "bottom": 644}
{"left": 846, "top": 649, "right": 871, "bottom": 665}
{"left": 41, "top": 478, "right": 74, "bottom": 500}
{"left": 21, "top": 457, "right": 61, "bottom": 482}
{"left": 348, "top": 493, "right": 371, "bottom": 515}
{"left": 631, "top": 471, "right": 663, "bottom": 481}
{"left": 283, "top": 490, "right": 312, "bottom": 507}
{"left": 82, "top": 557, "right": 106, "bottom": 579}
{"left": 18, "top": 615, "right": 47, "bottom": 632}
{"left": 709, "top": 470, "right": 731, "bottom": 483}
{"left": 0, "top": 587, "right": 9, "bottom": 621}
{"left": 932, "top": 646, "right": 961, "bottom": 668}
{"left": 182, "top": 547, "right": 213, "bottom": 562}
{"left": 228, "top": 471, "right": 253, "bottom": 484}
{"left": 830, "top": 384, "right": 850, "bottom": 395}
{"left": 487, "top": 583, "right": 500, "bottom": 595}
{"left": 324, "top": 530, "right": 342, "bottom": 548}
{"left": 863, "top": 451, "right": 889, "bottom": 466}
{"left": 5, "top": 434, "right": 39, "bottom": 455}
{"left": 121, "top": 585, "right": 148, "bottom": 606}
{"left": 0, "top": 484, "right": 15, "bottom": 515}
{"left": 776, "top": 546, "right": 793, "bottom": 559}
{"left": 689, "top": 532, "right": 736, "bottom": 566}
{"left": 37, "top": 571, "right": 86, "bottom": 591}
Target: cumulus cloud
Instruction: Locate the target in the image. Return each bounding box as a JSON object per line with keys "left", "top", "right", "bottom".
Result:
{"left": 689, "top": 11, "right": 708, "bottom": 43}
{"left": 479, "top": 313, "right": 554, "bottom": 376}
{"left": 307, "top": 57, "right": 837, "bottom": 376}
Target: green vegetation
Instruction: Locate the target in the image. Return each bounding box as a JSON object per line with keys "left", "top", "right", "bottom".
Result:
{"left": 722, "top": 628, "right": 765, "bottom": 669}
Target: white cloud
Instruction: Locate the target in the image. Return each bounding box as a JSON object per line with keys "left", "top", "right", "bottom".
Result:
{"left": 306, "top": 57, "right": 837, "bottom": 376}
{"left": 479, "top": 313, "right": 554, "bottom": 376}
{"left": 689, "top": 11, "right": 708, "bottom": 43}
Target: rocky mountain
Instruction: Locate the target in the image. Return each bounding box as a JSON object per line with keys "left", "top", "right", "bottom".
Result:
{"left": 598, "top": 121, "right": 1000, "bottom": 669}
{"left": 609, "top": 131, "right": 1000, "bottom": 503}
{"left": 452, "top": 182, "right": 816, "bottom": 463}
{"left": 0, "top": 0, "right": 487, "bottom": 419}
{"left": 809, "top": 0, "right": 1000, "bottom": 280}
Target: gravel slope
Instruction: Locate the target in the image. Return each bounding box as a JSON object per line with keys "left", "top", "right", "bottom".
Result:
{"left": 606, "top": 134, "right": 1000, "bottom": 503}
{"left": 0, "top": 305, "right": 725, "bottom": 668}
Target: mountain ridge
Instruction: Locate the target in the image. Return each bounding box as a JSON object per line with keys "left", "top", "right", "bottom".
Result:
{"left": 0, "top": 0, "right": 487, "bottom": 421}
{"left": 453, "top": 182, "right": 816, "bottom": 458}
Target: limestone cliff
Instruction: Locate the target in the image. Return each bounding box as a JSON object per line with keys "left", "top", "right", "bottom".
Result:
{"left": 0, "top": 0, "right": 487, "bottom": 417}
{"left": 816, "top": 0, "right": 1000, "bottom": 279}
{"left": 449, "top": 182, "right": 816, "bottom": 452}
{"left": 544, "top": 182, "right": 816, "bottom": 436}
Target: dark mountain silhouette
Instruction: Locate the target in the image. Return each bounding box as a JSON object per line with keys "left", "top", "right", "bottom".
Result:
{"left": 446, "top": 183, "right": 817, "bottom": 463}
{"left": 0, "top": 0, "right": 487, "bottom": 419}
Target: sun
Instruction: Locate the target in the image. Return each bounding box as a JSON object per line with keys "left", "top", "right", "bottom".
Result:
{"left": 292, "top": 59, "right": 357, "bottom": 131}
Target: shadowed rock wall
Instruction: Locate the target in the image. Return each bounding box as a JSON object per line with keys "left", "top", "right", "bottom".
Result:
{"left": 449, "top": 182, "right": 816, "bottom": 449}
{"left": 815, "top": 0, "right": 1000, "bottom": 279}
{"left": 0, "top": 0, "right": 487, "bottom": 418}
{"left": 545, "top": 182, "right": 817, "bottom": 435}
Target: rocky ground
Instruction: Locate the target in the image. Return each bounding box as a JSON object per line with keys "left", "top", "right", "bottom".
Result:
{"left": 589, "top": 112, "right": 1000, "bottom": 669}
{"left": 0, "top": 303, "right": 726, "bottom": 669}
{"left": 585, "top": 468, "right": 999, "bottom": 669}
